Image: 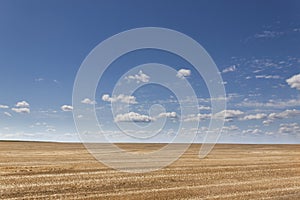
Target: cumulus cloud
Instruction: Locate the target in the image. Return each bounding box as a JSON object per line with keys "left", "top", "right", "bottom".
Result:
{"left": 176, "top": 69, "right": 191, "bottom": 79}
{"left": 114, "top": 112, "right": 154, "bottom": 122}
{"left": 263, "top": 119, "right": 273, "bottom": 125}
{"left": 268, "top": 109, "right": 300, "bottom": 120}
{"left": 0, "top": 104, "right": 9, "bottom": 109}
{"left": 242, "top": 113, "right": 267, "bottom": 120}
{"left": 12, "top": 107, "right": 30, "bottom": 114}
{"left": 261, "top": 109, "right": 300, "bottom": 125}
{"left": 4, "top": 112, "right": 12, "bottom": 117}
{"left": 222, "top": 65, "right": 236, "bottom": 73}
{"left": 214, "top": 110, "right": 244, "bottom": 121}
{"left": 183, "top": 113, "right": 212, "bottom": 122}
{"left": 198, "top": 105, "right": 211, "bottom": 110}
{"left": 286, "top": 74, "right": 300, "bottom": 90}
{"left": 158, "top": 112, "right": 177, "bottom": 118}
{"left": 15, "top": 101, "right": 29, "bottom": 107}
{"left": 81, "top": 98, "right": 96, "bottom": 105}
{"left": 102, "top": 94, "right": 137, "bottom": 104}
{"left": 222, "top": 125, "right": 239, "bottom": 131}
{"left": 125, "top": 70, "right": 150, "bottom": 83}
{"left": 278, "top": 123, "right": 300, "bottom": 134}
{"left": 61, "top": 105, "right": 73, "bottom": 112}
{"left": 12, "top": 101, "right": 30, "bottom": 114}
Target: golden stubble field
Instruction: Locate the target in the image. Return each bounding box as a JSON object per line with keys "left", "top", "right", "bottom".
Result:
{"left": 0, "top": 142, "right": 300, "bottom": 199}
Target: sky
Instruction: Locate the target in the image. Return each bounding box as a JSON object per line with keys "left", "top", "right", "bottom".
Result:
{"left": 0, "top": 0, "right": 300, "bottom": 143}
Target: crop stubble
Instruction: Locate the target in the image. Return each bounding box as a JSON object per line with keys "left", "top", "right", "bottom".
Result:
{"left": 1, "top": 142, "right": 300, "bottom": 199}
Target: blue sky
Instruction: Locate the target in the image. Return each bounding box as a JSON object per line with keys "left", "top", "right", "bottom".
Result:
{"left": 0, "top": 0, "right": 300, "bottom": 143}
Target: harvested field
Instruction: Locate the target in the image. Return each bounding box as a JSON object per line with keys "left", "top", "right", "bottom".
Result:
{"left": 1, "top": 142, "right": 300, "bottom": 199}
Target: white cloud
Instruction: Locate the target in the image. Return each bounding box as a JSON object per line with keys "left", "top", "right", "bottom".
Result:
{"left": 268, "top": 109, "right": 300, "bottom": 120}
{"left": 238, "top": 98, "right": 300, "bottom": 109}
{"left": 286, "top": 74, "right": 300, "bottom": 90}
{"left": 0, "top": 104, "right": 9, "bottom": 109}
{"left": 12, "top": 107, "right": 30, "bottom": 114}
{"left": 176, "top": 69, "right": 191, "bottom": 79}
{"left": 214, "top": 110, "right": 244, "bottom": 120}
{"left": 255, "top": 75, "right": 281, "bottom": 79}
{"left": 158, "top": 112, "right": 177, "bottom": 118}
{"left": 183, "top": 113, "right": 212, "bottom": 122}
{"left": 15, "top": 101, "right": 29, "bottom": 107}
{"left": 61, "top": 105, "right": 73, "bottom": 112}
{"left": 254, "top": 30, "right": 283, "bottom": 39}
{"left": 278, "top": 123, "right": 300, "bottom": 134}
{"left": 102, "top": 94, "right": 137, "bottom": 104}
{"left": 81, "top": 98, "right": 96, "bottom": 105}
{"left": 198, "top": 105, "right": 211, "bottom": 110}
{"left": 253, "top": 69, "right": 263, "bottom": 73}
{"left": 242, "top": 113, "right": 267, "bottom": 120}
{"left": 261, "top": 109, "right": 300, "bottom": 125}
{"left": 222, "top": 125, "right": 239, "bottom": 131}
{"left": 125, "top": 70, "right": 150, "bottom": 83}
{"left": 46, "top": 128, "right": 56, "bottom": 132}
{"left": 102, "top": 94, "right": 111, "bottom": 102}
{"left": 11, "top": 101, "right": 30, "bottom": 113}
{"left": 263, "top": 119, "right": 273, "bottom": 126}
{"left": 222, "top": 65, "right": 236, "bottom": 73}
{"left": 4, "top": 112, "right": 12, "bottom": 117}
{"left": 114, "top": 112, "right": 154, "bottom": 122}
{"left": 265, "top": 131, "right": 275, "bottom": 135}
{"left": 242, "top": 129, "right": 262, "bottom": 134}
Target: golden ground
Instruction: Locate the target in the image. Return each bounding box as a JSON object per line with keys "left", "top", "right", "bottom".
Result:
{"left": 1, "top": 142, "right": 300, "bottom": 199}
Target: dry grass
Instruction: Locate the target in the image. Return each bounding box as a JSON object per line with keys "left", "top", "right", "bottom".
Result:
{"left": 1, "top": 142, "right": 300, "bottom": 199}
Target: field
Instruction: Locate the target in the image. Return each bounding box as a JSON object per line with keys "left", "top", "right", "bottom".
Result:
{"left": 1, "top": 142, "right": 300, "bottom": 199}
